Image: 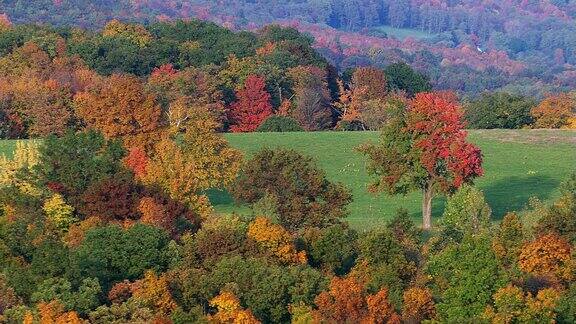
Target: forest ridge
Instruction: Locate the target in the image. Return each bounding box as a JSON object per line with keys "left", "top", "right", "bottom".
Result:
{"left": 3, "top": 1, "right": 576, "bottom": 96}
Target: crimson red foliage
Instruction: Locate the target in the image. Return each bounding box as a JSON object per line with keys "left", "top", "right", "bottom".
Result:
{"left": 124, "top": 147, "right": 149, "bottom": 178}
{"left": 228, "top": 75, "right": 273, "bottom": 132}
{"left": 408, "top": 92, "right": 483, "bottom": 189}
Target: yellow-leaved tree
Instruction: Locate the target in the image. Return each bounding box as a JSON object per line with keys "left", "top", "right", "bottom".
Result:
{"left": 131, "top": 271, "right": 177, "bottom": 316}
{"left": 141, "top": 119, "right": 242, "bottom": 219}
{"left": 0, "top": 141, "right": 41, "bottom": 196}
{"left": 102, "top": 20, "right": 152, "bottom": 47}
{"left": 209, "top": 291, "right": 261, "bottom": 324}
{"left": 247, "top": 216, "right": 307, "bottom": 264}
{"left": 42, "top": 194, "right": 77, "bottom": 232}
{"left": 483, "top": 285, "right": 561, "bottom": 323}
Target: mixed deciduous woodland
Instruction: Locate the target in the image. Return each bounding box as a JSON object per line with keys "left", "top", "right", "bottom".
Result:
{"left": 5, "top": 1, "right": 576, "bottom": 96}
{"left": 0, "top": 3, "right": 575, "bottom": 324}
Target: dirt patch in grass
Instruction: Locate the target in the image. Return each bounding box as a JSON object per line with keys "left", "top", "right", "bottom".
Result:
{"left": 473, "top": 129, "right": 576, "bottom": 145}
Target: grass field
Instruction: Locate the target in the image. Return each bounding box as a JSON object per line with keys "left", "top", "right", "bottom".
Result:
{"left": 1, "top": 130, "right": 575, "bottom": 229}
{"left": 217, "top": 130, "right": 575, "bottom": 229}
{"left": 372, "top": 26, "right": 437, "bottom": 40}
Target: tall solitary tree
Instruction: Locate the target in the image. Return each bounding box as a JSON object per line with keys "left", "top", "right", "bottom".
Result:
{"left": 359, "top": 92, "right": 483, "bottom": 229}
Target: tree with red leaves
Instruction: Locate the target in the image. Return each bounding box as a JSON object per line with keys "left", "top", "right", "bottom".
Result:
{"left": 123, "top": 147, "right": 149, "bottom": 179}
{"left": 359, "top": 92, "right": 483, "bottom": 229}
{"left": 228, "top": 75, "right": 273, "bottom": 132}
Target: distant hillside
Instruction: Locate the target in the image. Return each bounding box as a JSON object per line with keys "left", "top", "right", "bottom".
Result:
{"left": 2, "top": 1, "right": 576, "bottom": 96}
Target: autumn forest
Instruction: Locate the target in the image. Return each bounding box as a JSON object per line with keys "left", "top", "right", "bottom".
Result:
{"left": 0, "top": 3, "right": 576, "bottom": 324}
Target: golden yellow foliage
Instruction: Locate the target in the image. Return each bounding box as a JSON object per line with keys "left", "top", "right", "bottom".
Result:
{"left": 35, "top": 300, "right": 85, "bottom": 324}
{"left": 247, "top": 216, "right": 307, "bottom": 264}
{"left": 23, "top": 312, "right": 34, "bottom": 324}
{"left": 43, "top": 194, "right": 76, "bottom": 231}
{"left": 131, "top": 271, "right": 177, "bottom": 315}
{"left": 531, "top": 93, "right": 576, "bottom": 129}
{"left": 0, "top": 141, "right": 41, "bottom": 196}
{"left": 401, "top": 287, "right": 436, "bottom": 323}
{"left": 209, "top": 291, "right": 261, "bottom": 324}
{"left": 566, "top": 116, "right": 576, "bottom": 129}
{"left": 102, "top": 20, "right": 152, "bottom": 47}
{"left": 484, "top": 285, "right": 560, "bottom": 323}
{"left": 141, "top": 122, "right": 241, "bottom": 218}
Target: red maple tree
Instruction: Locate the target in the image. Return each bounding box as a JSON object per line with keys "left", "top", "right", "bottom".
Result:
{"left": 123, "top": 146, "right": 149, "bottom": 179}
{"left": 360, "top": 92, "right": 483, "bottom": 229}
{"left": 228, "top": 75, "right": 273, "bottom": 132}
{"left": 408, "top": 92, "right": 483, "bottom": 190}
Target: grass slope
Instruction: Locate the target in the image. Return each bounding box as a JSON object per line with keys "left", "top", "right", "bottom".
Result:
{"left": 1, "top": 130, "right": 574, "bottom": 229}
{"left": 372, "top": 26, "right": 437, "bottom": 40}
{"left": 218, "top": 130, "right": 575, "bottom": 229}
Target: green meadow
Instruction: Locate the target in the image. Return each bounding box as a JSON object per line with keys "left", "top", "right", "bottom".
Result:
{"left": 372, "top": 25, "right": 438, "bottom": 40}
{"left": 219, "top": 130, "right": 575, "bottom": 229}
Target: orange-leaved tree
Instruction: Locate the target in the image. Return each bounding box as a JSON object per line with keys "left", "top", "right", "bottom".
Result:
{"left": 359, "top": 92, "right": 483, "bottom": 229}
{"left": 531, "top": 92, "right": 576, "bottom": 129}
{"left": 518, "top": 233, "right": 573, "bottom": 281}
{"left": 247, "top": 216, "right": 307, "bottom": 264}
{"left": 25, "top": 300, "right": 82, "bottom": 324}
{"left": 337, "top": 67, "right": 390, "bottom": 130}
{"left": 314, "top": 276, "right": 400, "bottom": 323}
{"left": 74, "top": 73, "right": 162, "bottom": 150}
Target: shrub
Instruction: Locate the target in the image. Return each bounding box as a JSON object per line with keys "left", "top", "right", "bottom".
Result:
{"left": 256, "top": 115, "right": 303, "bottom": 132}
{"left": 303, "top": 224, "right": 358, "bottom": 275}
{"left": 441, "top": 184, "right": 491, "bottom": 238}
{"left": 231, "top": 148, "right": 352, "bottom": 231}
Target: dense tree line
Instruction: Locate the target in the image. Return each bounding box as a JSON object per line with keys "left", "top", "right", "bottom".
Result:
{"left": 1, "top": 20, "right": 574, "bottom": 143}
{"left": 0, "top": 20, "right": 341, "bottom": 139}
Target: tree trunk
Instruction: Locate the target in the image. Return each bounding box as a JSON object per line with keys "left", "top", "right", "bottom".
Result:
{"left": 422, "top": 182, "right": 433, "bottom": 230}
